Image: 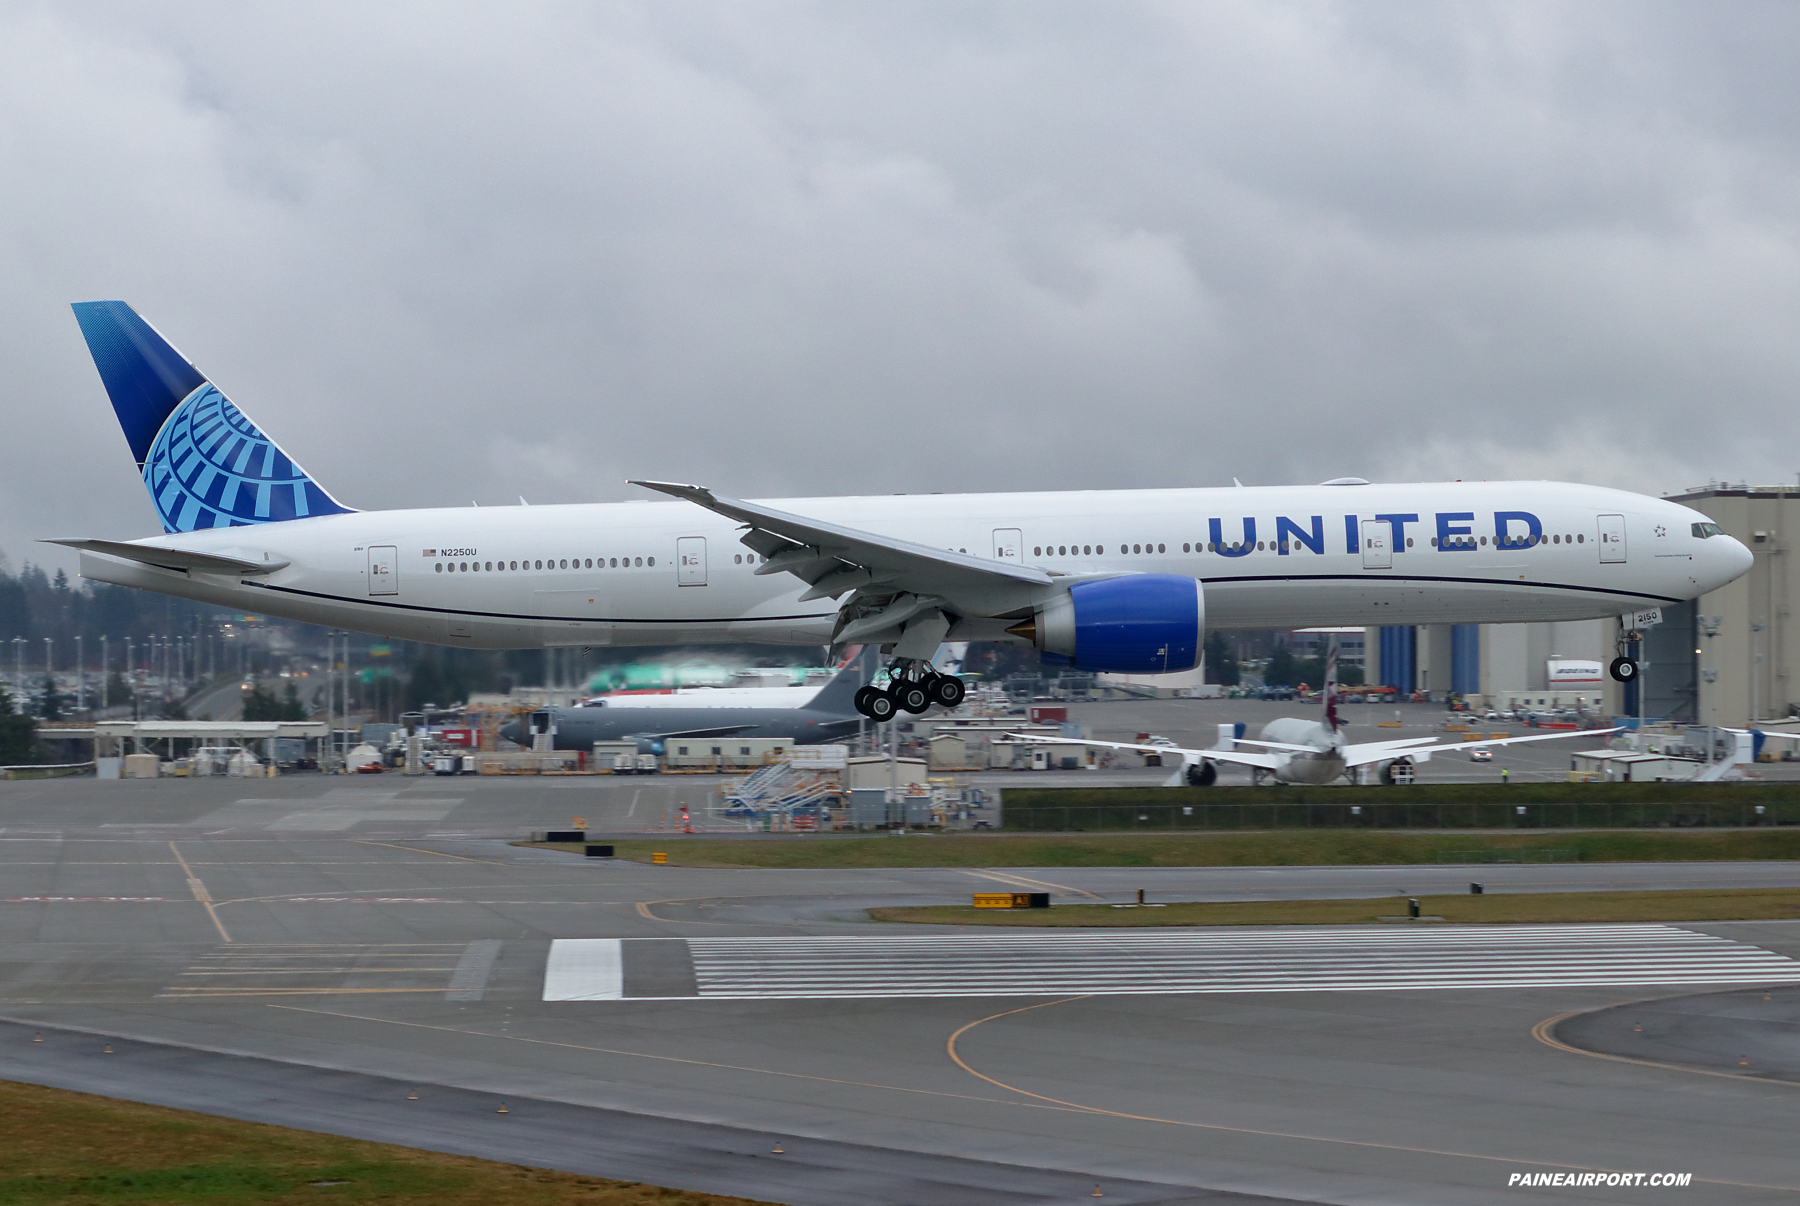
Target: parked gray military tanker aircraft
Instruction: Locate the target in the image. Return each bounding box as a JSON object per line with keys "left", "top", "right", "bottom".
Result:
{"left": 499, "top": 648, "right": 878, "bottom": 751}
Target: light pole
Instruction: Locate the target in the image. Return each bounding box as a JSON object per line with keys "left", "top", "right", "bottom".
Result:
{"left": 10, "top": 637, "right": 23, "bottom": 702}
{"left": 1699, "top": 615, "right": 1724, "bottom": 750}
{"left": 75, "top": 635, "right": 84, "bottom": 713}
{"left": 1752, "top": 618, "right": 1765, "bottom": 723}
{"left": 101, "top": 636, "right": 109, "bottom": 710}
{"left": 43, "top": 638, "right": 52, "bottom": 712}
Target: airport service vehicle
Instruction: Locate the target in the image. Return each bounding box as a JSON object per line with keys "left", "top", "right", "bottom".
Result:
{"left": 56, "top": 302, "right": 1752, "bottom": 722}
{"left": 500, "top": 647, "right": 877, "bottom": 750}
{"left": 1032, "top": 653, "right": 1609, "bottom": 786}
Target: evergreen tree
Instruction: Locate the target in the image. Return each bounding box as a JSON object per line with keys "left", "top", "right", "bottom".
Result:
{"left": 105, "top": 670, "right": 130, "bottom": 708}
{"left": 1203, "top": 631, "right": 1239, "bottom": 686}
{"left": 280, "top": 681, "right": 307, "bottom": 720}
{"left": 37, "top": 674, "right": 64, "bottom": 721}
{"left": 242, "top": 683, "right": 281, "bottom": 721}
{"left": 0, "top": 685, "right": 36, "bottom": 765}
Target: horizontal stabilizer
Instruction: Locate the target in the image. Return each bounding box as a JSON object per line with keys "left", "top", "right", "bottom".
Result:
{"left": 43, "top": 538, "right": 288, "bottom": 576}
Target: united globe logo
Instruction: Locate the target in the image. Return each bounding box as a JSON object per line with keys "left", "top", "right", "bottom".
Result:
{"left": 142, "top": 384, "right": 344, "bottom": 532}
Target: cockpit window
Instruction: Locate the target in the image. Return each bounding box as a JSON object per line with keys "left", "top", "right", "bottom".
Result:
{"left": 1691, "top": 522, "right": 1724, "bottom": 539}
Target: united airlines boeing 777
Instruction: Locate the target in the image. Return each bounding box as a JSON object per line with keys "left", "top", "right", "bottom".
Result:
{"left": 53, "top": 302, "right": 1752, "bottom": 721}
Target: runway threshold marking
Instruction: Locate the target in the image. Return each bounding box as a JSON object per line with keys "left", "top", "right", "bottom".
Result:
{"left": 168, "top": 842, "right": 232, "bottom": 943}
{"left": 1531, "top": 1003, "right": 1800, "bottom": 1089}
{"left": 944, "top": 996, "right": 1800, "bottom": 1195}
{"left": 550, "top": 926, "right": 1800, "bottom": 1000}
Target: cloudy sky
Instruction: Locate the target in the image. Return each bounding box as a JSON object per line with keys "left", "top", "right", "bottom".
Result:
{"left": 4, "top": 1, "right": 1799, "bottom": 573}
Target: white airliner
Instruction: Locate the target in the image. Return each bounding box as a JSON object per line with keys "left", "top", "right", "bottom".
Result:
{"left": 1028, "top": 651, "right": 1613, "bottom": 786}
{"left": 54, "top": 301, "right": 1752, "bottom": 722}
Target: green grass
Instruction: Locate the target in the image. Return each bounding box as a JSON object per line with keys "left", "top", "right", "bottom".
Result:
{"left": 0, "top": 1078, "right": 775, "bottom": 1205}
{"left": 871, "top": 886, "right": 1800, "bottom": 928}
{"left": 516, "top": 828, "right": 1800, "bottom": 868}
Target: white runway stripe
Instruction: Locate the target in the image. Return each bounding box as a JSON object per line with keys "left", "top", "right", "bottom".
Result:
{"left": 672, "top": 925, "right": 1800, "bottom": 1000}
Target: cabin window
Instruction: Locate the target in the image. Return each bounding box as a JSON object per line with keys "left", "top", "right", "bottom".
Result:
{"left": 1158, "top": 543, "right": 1166, "bottom": 553}
{"left": 434, "top": 563, "right": 442, "bottom": 573}
{"left": 648, "top": 557, "right": 655, "bottom": 566}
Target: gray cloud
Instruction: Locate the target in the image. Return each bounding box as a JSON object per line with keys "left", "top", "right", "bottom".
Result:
{"left": 4, "top": 1, "right": 1800, "bottom": 576}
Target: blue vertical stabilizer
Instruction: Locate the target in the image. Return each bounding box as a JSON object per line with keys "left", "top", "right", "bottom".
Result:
{"left": 71, "top": 301, "right": 352, "bottom": 532}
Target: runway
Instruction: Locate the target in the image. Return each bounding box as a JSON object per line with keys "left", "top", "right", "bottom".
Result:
{"left": 3, "top": 774, "right": 1800, "bottom": 1204}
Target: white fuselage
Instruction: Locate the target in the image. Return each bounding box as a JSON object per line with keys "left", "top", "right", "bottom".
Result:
{"left": 78, "top": 480, "right": 1751, "bottom": 651}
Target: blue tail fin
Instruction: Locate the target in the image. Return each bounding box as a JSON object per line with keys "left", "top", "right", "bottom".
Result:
{"left": 71, "top": 301, "right": 352, "bottom": 532}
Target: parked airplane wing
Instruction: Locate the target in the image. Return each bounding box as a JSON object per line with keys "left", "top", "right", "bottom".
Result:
{"left": 623, "top": 724, "right": 760, "bottom": 741}
{"left": 1016, "top": 733, "right": 1283, "bottom": 771}
{"left": 1337, "top": 727, "right": 1619, "bottom": 768}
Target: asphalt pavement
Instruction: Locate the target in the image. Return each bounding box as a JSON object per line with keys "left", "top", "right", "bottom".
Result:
{"left": 3, "top": 767, "right": 1799, "bottom": 1204}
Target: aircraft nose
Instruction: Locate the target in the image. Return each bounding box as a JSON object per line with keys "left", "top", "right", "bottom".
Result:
{"left": 1714, "top": 535, "right": 1754, "bottom": 588}
{"left": 498, "top": 720, "right": 522, "bottom": 745}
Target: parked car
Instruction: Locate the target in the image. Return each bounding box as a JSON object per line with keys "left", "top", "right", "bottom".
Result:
{"left": 1469, "top": 749, "right": 1493, "bottom": 762}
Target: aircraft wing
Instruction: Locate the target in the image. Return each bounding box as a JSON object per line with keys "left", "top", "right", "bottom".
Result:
{"left": 630, "top": 481, "right": 1095, "bottom": 647}
{"left": 43, "top": 538, "right": 289, "bottom": 576}
{"left": 1337, "top": 727, "right": 1619, "bottom": 768}
{"left": 1014, "top": 733, "right": 1283, "bottom": 771}
{"left": 624, "top": 724, "right": 760, "bottom": 741}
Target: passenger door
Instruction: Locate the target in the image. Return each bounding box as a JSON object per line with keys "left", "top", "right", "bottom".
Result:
{"left": 1597, "top": 514, "right": 1626, "bottom": 563}
{"left": 367, "top": 545, "right": 398, "bottom": 595}
{"left": 992, "top": 528, "right": 1022, "bottom": 563}
{"left": 677, "top": 537, "right": 707, "bottom": 586}
{"left": 1360, "top": 520, "right": 1392, "bottom": 569}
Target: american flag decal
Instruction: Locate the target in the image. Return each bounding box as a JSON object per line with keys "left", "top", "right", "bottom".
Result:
{"left": 423, "top": 549, "right": 436, "bottom": 557}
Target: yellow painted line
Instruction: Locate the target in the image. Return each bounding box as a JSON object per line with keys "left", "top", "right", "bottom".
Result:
{"left": 178, "top": 968, "right": 459, "bottom": 976}
{"left": 352, "top": 839, "right": 508, "bottom": 865}
{"left": 1531, "top": 1005, "right": 1800, "bottom": 1089}
{"left": 158, "top": 988, "right": 449, "bottom": 997}
{"left": 945, "top": 998, "right": 1800, "bottom": 1194}
{"left": 168, "top": 842, "right": 231, "bottom": 943}
{"left": 264, "top": 1004, "right": 1069, "bottom": 1112}
{"left": 965, "top": 869, "right": 1101, "bottom": 901}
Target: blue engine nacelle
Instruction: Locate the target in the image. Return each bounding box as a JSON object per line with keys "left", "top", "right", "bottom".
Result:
{"left": 1018, "top": 574, "right": 1203, "bottom": 674}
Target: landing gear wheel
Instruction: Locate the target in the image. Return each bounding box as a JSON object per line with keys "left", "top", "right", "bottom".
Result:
{"left": 896, "top": 681, "right": 932, "bottom": 714}
{"left": 1609, "top": 656, "right": 1638, "bottom": 683}
{"left": 853, "top": 685, "right": 880, "bottom": 718}
{"left": 1186, "top": 760, "right": 1217, "bottom": 787}
{"left": 928, "top": 675, "right": 965, "bottom": 708}
{"left": 865, "top": 690, "right": 897, "bottom": 722}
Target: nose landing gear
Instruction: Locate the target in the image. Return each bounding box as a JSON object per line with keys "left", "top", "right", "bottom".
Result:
{"left": 851, "top": 659, "right": 967, "bottom": 719}
{"left": 1610, "top": 626, "right": 1644, "bottom": 683}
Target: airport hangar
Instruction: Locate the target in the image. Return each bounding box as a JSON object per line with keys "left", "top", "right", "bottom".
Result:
{"left": 4, "top": 755, "right": 1800, "bottom": 1205}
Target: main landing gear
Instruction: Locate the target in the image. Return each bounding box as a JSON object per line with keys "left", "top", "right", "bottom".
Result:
{"left": 853, "top": 659, "right": 966, "bottom": 720}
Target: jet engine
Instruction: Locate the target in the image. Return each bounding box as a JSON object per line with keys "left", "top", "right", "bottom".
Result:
{"left": 1007, "top": 575, "right": 1203, "bottom": 674}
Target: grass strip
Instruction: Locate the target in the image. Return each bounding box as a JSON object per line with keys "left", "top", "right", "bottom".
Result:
{"left": 515, "top": 828, "right": 1800, "bottom": 869}
{"left": 869, "top": 886, "right": 1800, "bottom": 928}
{"left": 0, "top": 1077, "right": 775, "bottom": 1205}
